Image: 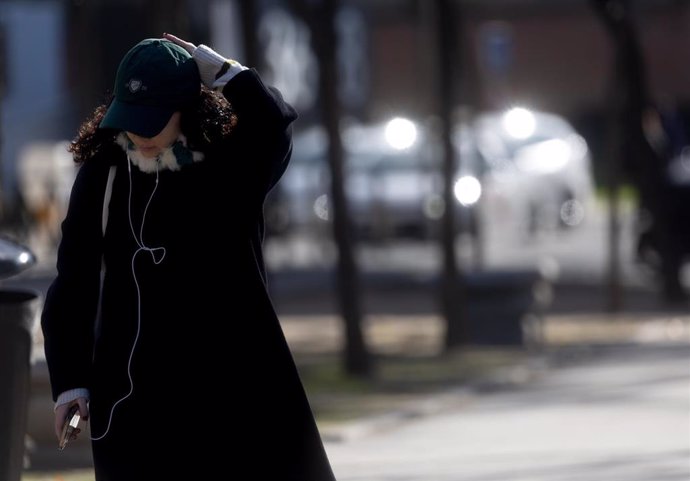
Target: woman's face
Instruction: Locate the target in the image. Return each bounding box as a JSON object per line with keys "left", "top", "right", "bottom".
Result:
{"left": 126, "top": 112, "right": 182, "bottom": 158}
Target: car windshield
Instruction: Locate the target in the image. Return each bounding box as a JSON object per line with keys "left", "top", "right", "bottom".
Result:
{"left": 293, "top": 123, "right": 435, "bottom": 172}
{"left": 475, "top": 110, "right": 575, "bottom": 168}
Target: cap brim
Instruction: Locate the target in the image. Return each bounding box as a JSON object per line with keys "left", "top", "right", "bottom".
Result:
{"left": 100, "top": 99, "right": 175, "bottom": 138}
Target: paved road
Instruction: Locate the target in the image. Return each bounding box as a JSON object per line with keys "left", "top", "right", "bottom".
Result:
{"left": 324, "top": 343, "right": 690, "bottom": 481}
{"left": 264, "top": 198, "right": 646, "bottom": 284}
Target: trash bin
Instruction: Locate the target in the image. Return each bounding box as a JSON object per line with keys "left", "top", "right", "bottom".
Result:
{"left": 0, "top": 237, "right": 39, "bottom": 481}
{"left": 464, "top": 268, "right": 552, "bottom": 346}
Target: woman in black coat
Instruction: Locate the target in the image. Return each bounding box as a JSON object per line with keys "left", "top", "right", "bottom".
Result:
{"left": 41, "top": 33, "right": 337, "bottom": 480}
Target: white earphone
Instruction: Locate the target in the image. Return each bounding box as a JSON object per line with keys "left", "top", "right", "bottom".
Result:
{"left": 91, "top": 156, "right": 165, "bottom": 440}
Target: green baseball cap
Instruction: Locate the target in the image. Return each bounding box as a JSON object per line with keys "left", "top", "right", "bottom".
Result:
{"left": 100, "top": 38, "right": 201, "bottom": 137}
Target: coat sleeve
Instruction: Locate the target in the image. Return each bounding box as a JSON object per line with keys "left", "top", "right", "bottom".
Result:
{"left": 41, "top": 159, "right": 108, "bottom": 401}
{"left": 219, "top": 69, "right": 299, "bottom": 200}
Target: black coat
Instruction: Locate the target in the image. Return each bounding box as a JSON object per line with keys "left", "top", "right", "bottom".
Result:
{"left": 41, "top": 70, "right": 337, "bottom": 480}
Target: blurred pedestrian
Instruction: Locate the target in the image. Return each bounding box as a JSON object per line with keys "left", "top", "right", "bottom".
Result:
{"left": 41, "top": 33, "right": 336, "bottom": 480}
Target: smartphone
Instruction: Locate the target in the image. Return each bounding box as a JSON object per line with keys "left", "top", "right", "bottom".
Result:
{"left": 58, "top": 404, "right": 81, "bottom": 450}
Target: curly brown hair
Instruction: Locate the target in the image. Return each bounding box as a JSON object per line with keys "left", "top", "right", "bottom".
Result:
{"left": 68, "top": 85, "right": 238, "bottom": 163}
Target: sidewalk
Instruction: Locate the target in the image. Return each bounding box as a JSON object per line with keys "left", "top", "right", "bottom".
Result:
{"left": 324, "top": 341, "right": 690, "bottom": 481}
{"left": 284, "top": 310, "right": 690, "bottom": 437}
{"left": 21, "top": 307, "right": 690, "bottom": 479}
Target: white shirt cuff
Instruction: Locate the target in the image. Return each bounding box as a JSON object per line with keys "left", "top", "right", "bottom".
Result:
{"left": 211, "top": 59, "right": 247, "bottom": 90}
{"left": 193, "top": 44, "right": 247, "bottom": 89}
{"left": 55, "top": 388, "right": 90, "bottom": 411}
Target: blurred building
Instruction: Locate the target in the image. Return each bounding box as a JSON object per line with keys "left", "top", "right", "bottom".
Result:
{"left": 1, "top": 0, "right": 688, "bottom": 211}
{"left": 0, "top": 0, "right": 68, "bottom": 214}
{"left": 357, "top": 0, "right": 690, "bottom": 188}
{"left": 358, "top": 1, "right": 690, "bottom": 117}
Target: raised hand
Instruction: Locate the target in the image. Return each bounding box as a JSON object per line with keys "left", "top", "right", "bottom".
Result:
{"left": 163, "top": 32, "right": 196, "bottom": 55}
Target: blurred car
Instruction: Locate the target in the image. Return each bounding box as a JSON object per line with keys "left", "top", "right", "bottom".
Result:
{"left": 339, "top": 118, "right": 442, "bottom": 240}
{"left": 0, "top": 235, "right": 36, "bottom": 278}
{"left": 265, "top": 107, "right": 595, "bottom": 243}
{"left": 266, "top": 118, "right": 446, "bottom": 241}
{"left": 264, "top": 126, "right": 331, "bottom": 238}
{"left": 463, "top": 107, "right": 594, "bottom": 240}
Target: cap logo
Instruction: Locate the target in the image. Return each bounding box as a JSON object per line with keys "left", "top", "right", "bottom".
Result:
{"left": 126, "top": 78, "right": 145, "bottom": 93}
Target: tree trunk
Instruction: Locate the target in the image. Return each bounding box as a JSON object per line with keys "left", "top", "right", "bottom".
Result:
{"left": 432, "top": 0, "right": 467, "bottom": 350}
{"left": 287, "top": 0, "right": 372, "bottom": 376}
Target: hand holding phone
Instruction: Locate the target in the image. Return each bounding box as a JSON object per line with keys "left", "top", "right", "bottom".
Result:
{"left": 58, "top": 404, "right": 81, "bottom": 450}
